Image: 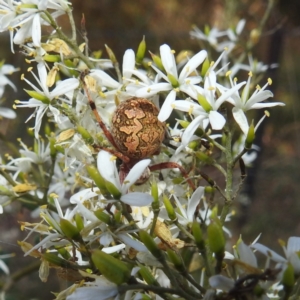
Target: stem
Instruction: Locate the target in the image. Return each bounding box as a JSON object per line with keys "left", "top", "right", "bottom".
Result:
{"left": 174, "top": 220, "right": 194, "bottom": 240}
{"left": 118, "top": 283, "right": 199, "bottom": 300}
{"left": 220, "top": 124, "right": 234, "bottom": 224}
{"left": 44, "top": 11, "right": 95, "bottom": 69}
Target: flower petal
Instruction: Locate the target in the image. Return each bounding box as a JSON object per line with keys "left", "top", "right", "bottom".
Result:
{"left": 160, "top": 44, "right": 178, "bottom": 78}
{"left": 209, "top": 110, "right": 226, "bottom": 130}
{"left": 122, "top": 49, "right": 135, "bottom": 78}
{"left": 187, "top": 186, "right": 205, "bottom": 221}
{"left": 232, "top": 108, "right": 249, "bottom": 135}
{"left": 122, "top": 159, "right": 151, "bottom": 193}
{"left": 158, "top": 90, "right": 176, "bottom": 122}
{"left": 179, "top": 50, "right": 207, "bottom": 82}
{"left": 121, "top": 192, "right": 153, "bottom": 206}
{"left": 97, "top": 151, "right": 121, "bottom": 191}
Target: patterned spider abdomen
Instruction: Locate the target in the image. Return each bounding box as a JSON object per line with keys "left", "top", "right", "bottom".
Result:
{"left": 111, "top": 97, "right": 165, "bottom": 160}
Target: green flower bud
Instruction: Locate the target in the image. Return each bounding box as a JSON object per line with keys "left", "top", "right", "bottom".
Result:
{"left": 74, "top": 213, "right": 84, "bottom": 231}
{"left": 92, "top": 250, "right": 131, "bottom": 285}
{"left": 205, "top": 186, "right": 215, "bottom": 193}
{"left": 56, "top": 247, "right": 71, "bottom": 260}
{"left": 245, "top": 121, "right": 255, "bottom": 149}
{"left": 192, "top": 222, "right": 205, "bottom": 251}
{"left": 197, "top": 94, "right": 212, "bottom": 112}
{"left": 139, "top": 230, "right": 162, "bottom": 259}
{"left": 105, "top": 180, "right": 122, "bottom": 199}
{"left": 136, "top": 36, "right": 146, "bottom": 64}
{"left": 138, "top": 265, "right": 158, "bottom": 285}
{"left": 24, "top": 89, "right": 50, "bottom": 104}
{"left": 163, "top": 195, "right": 176, "bottom": 221}
{"left": 167, "top": 249, "right": 184, "bottom": 272}
{"left": 207, "top": 220, "right": 225, "bottom": 257}
{"left": 77, "top": 126, "right": 94, "bottom": 144}
{"left": 94, "top": 209, "right": 111, "bottom": 224}
{"left": 114, "top": 210, "right": 122, "bottom": 223}
{"left": 167, "top": 73, "right": 179, "bottom": 88}
{"left": 282, "top": 263, "right": 295, "bottom": 292}
{"left": 86, "top": 165, "right": 107, "bottom": 192}
{"left": 188, "top": 140, "right": 199, "bottom": 150}
{"left": 60, "top": 218, "right": 81, "bottom": 241}
{"left": 105, "top": 45, "right": 117, "bottom": 63}
{"left": 151, "top": 181, "right": 159, "bottom": 211}
{"left": 178, "top": 119, "right": 203, "bottom": 136}
{"left": 150, "top": 52, "right": 164, "bottom": 70}
{"left": 195, "top": 151, "right": 213, "bottom": 164}
{"left": 42, "top": 253, "right": 69, "bottom": 268}
{"left": 44, "top": 54, "right": 61, "bottom": 62}
{"left": 201, "top": 57, "right": 210, "bottom": 77}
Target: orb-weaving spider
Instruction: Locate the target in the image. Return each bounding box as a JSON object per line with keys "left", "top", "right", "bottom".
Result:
{"left": 81, "top": 75, "right": 195, "bottom": 191}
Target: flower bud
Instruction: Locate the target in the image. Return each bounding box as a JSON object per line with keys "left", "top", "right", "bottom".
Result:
{"left": 136, "top": 36, "right": 146, "bottom": 64}
{"left": 24, "top": 89, "right": 50, "bottom": 104}
{"left": 94, "top": 209, "right": 111, "bottom": 224}
{"left": 39, "top": 259, "right": 49, "bottom": 282}
{"left": 245, "top": 121, "right": 255, "bottom": 149}
{"left": 77, "top": 126, "right": 94, "bottom": 144}
{"left": 139, "top": 230, "right": 162, "bottom": 259}
{"left": 167, "top": 73, "right": 179, "bottom": 88}
{"left": 150, "top": 52, "right": 163, "bottom": 70}
{"left": 192, "top": 222, "right": 205, "bottom": 251}
{"left": 105, "top": 45, "right": 117, "bottom": 63}
{"left": 86, "top": 164, "right": 108, "bottom": 193}
{"left": 47, "top": 136, "right": 55, "bottom": 158}
{"left": 163, "top": 195, "right": 176, "bottom": 221}
{"left": 282, "top": 263, "right": 295, "bottom": 293}
{"left": 195, "top": 151, "right": 213, "bottom": 164}
{"left": 92, "top": 250, "right": 131, "bottom": 285}
{"left": 138, "top": 265, "right": 158, "bottom": 285}
{"left": 74, "top": 213, "right": 84, "bottom": 231}
{"left": 105, "top": 180, "right": 122, "bottom": 199}
{"left": 197, "top": 94, "right": 212, "bottom": 112}
{"left": 44, "top": 54, "right": 61, "bottom": 62}
{"left": 42, "top": 253, "right": 68, "bottom": 268}
{"left": 151, "top": 181, "right": 159, "bottom": 211}
{"left": 60, "top": 218, "right": 81, "bottom": 241}
{"left": 201, "top": 57, "right": 210, "bottom": 77}
{"left": 167, "top": 249, "right": 184, "bottom": 272}
{"left": 207, "top": 219, "right": 225, "bottom": 257}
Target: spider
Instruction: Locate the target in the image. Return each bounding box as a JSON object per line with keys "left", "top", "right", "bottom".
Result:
{"left": 81, "top": 75, "right": 196, "bottom": 191}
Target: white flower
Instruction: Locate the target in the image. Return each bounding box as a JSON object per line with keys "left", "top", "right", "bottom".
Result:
{"left": 66, "top": 275, "right": 118, "bottom": 300}
{"left": 0, "top": 63, "right": 18, "bottom": 97}
{"left": 225, "top": 74, "right": 285, "bottom": 135}
{"left": 172, "top": 71, "right": 246, "bottom": 130}
{"left": 252, "top": 237, "right": 300, "bottom": 275}
{"left": 174, "top": 186, "right": 205, "bottom": 225}
{"left": 90, "top": 49, "right": 140, "bottom": 101}
{"left": 15, "top": 63, "right": 79, "bottom": 138}
{"left": 135, "top": 44, "right": 207, "bottom": 121}
{"left": 97, "top": 150, "right": 153, "bottom": 206}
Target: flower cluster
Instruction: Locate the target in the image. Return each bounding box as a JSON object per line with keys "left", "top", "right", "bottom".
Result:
{"left": 0, "top": 1, "right": 293, "bottom": 300}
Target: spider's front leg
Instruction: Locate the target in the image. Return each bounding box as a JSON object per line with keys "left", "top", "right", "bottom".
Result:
{"left": 149, "top": 162, "right": 196, "bottom": 191}
{"left": 80, "top": 74, "right": 131, "bottom": 163}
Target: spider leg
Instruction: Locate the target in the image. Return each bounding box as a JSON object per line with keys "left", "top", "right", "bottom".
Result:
{"left": 80, "top": 74, "right": 131, "bottom": 164}
{"left": 81, "top": 74, "right": 118, "bottom": 149}
{"left": 149, "top": 162, "right": 196, "bottom": 191}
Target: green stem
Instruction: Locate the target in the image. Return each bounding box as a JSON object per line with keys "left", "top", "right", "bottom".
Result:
{"left": 220, "top": 124, "right": 233, "bottom": 224}
{"left": 43, "top": 11, "right": 95, "bottom": 69}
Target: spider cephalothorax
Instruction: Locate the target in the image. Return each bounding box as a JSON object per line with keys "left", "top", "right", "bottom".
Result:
{"left": 111, "top": 97, "right": 165, "bottom": 161}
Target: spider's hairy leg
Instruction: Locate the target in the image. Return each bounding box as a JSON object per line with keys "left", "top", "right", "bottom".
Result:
{"left": 149, "top": 162, "right": 196, "bottom": 191}
{"left": 80, "top": 73, "right": 118, "bottom": 149}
